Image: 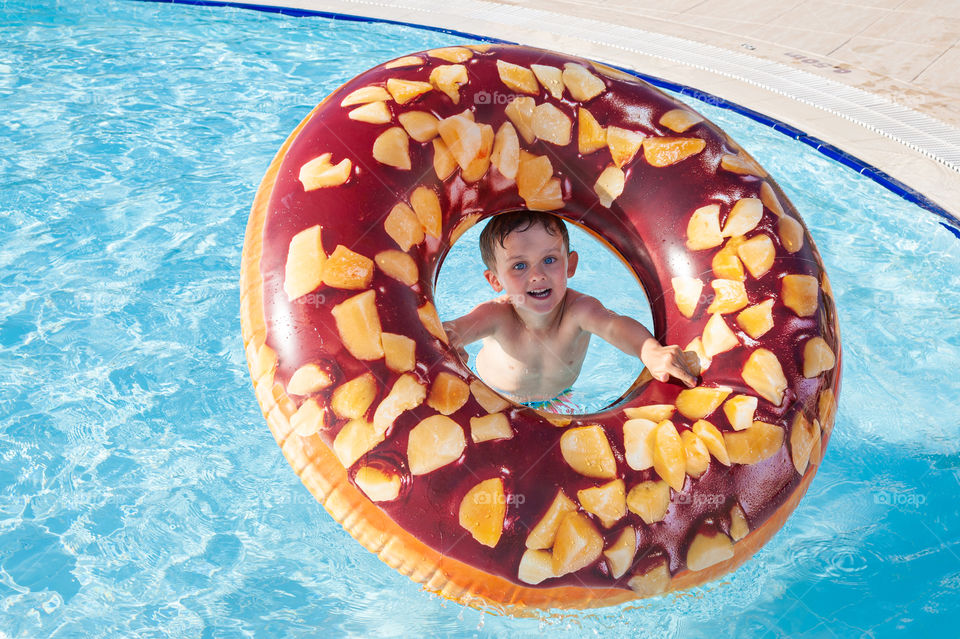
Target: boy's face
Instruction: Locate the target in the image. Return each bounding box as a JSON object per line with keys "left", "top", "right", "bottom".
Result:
{"left": 484, "top": 223, "right": 578, "bottom": 315}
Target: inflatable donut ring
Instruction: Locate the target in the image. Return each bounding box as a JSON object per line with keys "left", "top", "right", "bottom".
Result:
{"left": 240, "top": 44, "right": 841, "bottom": 611}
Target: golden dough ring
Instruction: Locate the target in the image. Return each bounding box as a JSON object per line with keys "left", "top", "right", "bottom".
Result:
{"left": 240, "top": 44, "right": 842, "bottom": 612}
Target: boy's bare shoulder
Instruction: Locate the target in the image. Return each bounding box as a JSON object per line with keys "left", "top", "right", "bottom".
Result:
{"left": 564, "top": 290, "right": 619, "bottom": 328}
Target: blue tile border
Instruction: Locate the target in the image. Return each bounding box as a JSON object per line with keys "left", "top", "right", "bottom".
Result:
{"left": 131, "top": 0, "right": 960, "bottom": 236}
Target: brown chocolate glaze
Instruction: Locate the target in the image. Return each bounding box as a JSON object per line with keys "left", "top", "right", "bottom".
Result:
{"left": 255, "top": 45, "right": 841, "bottom": 590}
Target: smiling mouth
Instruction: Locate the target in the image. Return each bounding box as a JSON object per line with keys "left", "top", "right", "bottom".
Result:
{"left": 528, "top": 288, "right": 551, "bottom": 299}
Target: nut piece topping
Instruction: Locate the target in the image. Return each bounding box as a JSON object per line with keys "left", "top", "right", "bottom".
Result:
{"left": 517, "top": 152, "right": 552, "bottom": 199}
{"left": 385, "top": 78, "right": 433, "bottom": 105}
{"left": 626, "top": 480, "right": 670, "bottom": 524}
{"left": 340, "top": 85, "right": 391, "bottom": 107}
{"left": 284, "top": 225, "right": 326, "bottom": 301}
{"left": 348, "top": 101, "right": 391, "bottom": 124}
{"left": 606, "top": 126, "right": 645, "bottom": 168}
{"left": 331, "top": 290, "right": 384, "bottom": 361}
{"left": 526, "top": 489, "right": 577, "bottom": 550}
{"left": 723, "top": 394, "right": 758, "bottom": 431}
{"left": 623, "top": 417, "right": 658, "bottom": 471}
{"left": 803, "top": 336, "right": 836, "bottom": 378}
{"left": 781, "top": 274, "right": 820, "bottom": 317}
{"left": 702, "top": 312, "right": 739, "bottom": 358}
{"left": 778, "top": 215, "right": 804, "bottom": 253}
{"left": 372, "top": 126, "right": 411, "bottom": 170}
{"left": 624, "top": 404, "right": 676, "bottom": 422}
{"left": 458, "top": 478, "right": 506, "bottom": 547}
{"left": 720, "top": 152, "right": 767, "bottom": 177}
{"left": 383, "top": 202, "right": 424, "bottom": 251}
{"left": 760, "top": 180, "right": 785, "bottom": 217}
{"left": 437, "top": 114, "right": 483, "bottom": 170}
{"left": 331, "top": 372, "right": 377, "bottom": 420}
{"left": 410, "top": 186, "right": 442, "bottom": 239}
{"left": 504, "top": 96, "right": 536, "bottom": 144}
{"left": 375, "top": 250, "right": 418, "bottom": 286}
{"left": 333, "top": 418, "right": 384, "bottom": 469}
{"left": 398, "top": 111, "right": 440, "bottom": 142}
{"left": 428, "top": 47, "right": 473, "bottom": 63}
{"left": 671, "top": 276, "right": 704, "bottom": 319}
{"left": 659, "top": 108, "right": 704, "bottom": 133}
{"left": 429, "top": 64, "right": 468, "bottom": 104}
{"left": 470, "top": 379, "right": 511, "bottom": 413}
{"left": 491, "top": 122, "right": 520, "bottom": 180}
{"left": 385, "top": 55, "right": 423, "bottom": 69}
{"left": 721, "top": 197, "right": 763, "bottom": 238}
{"left": 681, "top": 430, "right": 711, "bottom": 478}
{"left": 578, "top": 107, "right": 607, "bottom": 154}
{"left": 790, "top": 412, "right": 821, "bottom": 475}
{"left": 372, "top": 373, "right": 427, "bottom": 435}
{"left": 603, "top": 526, "right": 637, "bottom": 579}
{"left": 299, "top": 153, "right": 352, "bottom": 190}
{"left": 496, "top": 59, "right": 540, "bottom": 95}
{"left": 724, "top": 421, "right": 785, "bottom": 464}
{"left": 707, "top": 279, "right": 749, "bottom": 314}
{"left": 713, "top": 237, "right": 746, "bottom": 281}
{"left": 287, "top": 364, "right": 332, "bottom": 396}
{"left": 729, "top": 504, "right": 749, "bottom": 541}
{"left": 676, "top": 386, "right": 731, "bottom": 420}
{"left": 407, "top": 415, "right": 466, "bottom": 475}
{"left": 653, "top": 420, "right": 686, "bottom": 492}
{"left": 518, "top": 549, "right": 556, "bottom": 585}
{"left": 323, "top": 245, "right": 374, "bottom": 290}
{"left": 417, "top": 301, "right": 448, "bottom": 344}
{"left": 532, "top": 102, "right": 572, "bottom": 146}
{"left": 291, "top": 398, "right": 325, "bottom": 437}
{"left": 594, "top": 165, "right": 625, "bottom": 208}
{"left": 736, "top": 299, "right": 775, "bottom": 339}
{"left": 531, "top": 64, "right": 564, "bottom": 99}
{"left": 427, "top": 371, "right": 470, "bottom": 415}
{"left": 460, "top": 123, "right": 494, "bottom": 183}
{"left": 737, "top": 234, "right": 776, "bottom": 279}
{"left": 561, "top": 62, "right": 605, "bottom": 101}
{"left": 686, "top": 204, "right": 724, "bottom": 251}
{"left": 432, "top": 138, "right": 457, "bottom": 180}
{"left": 692, "top": 419, "right": 731, "bottom": 465}
{"left": 577, "top": 479, "right": 626, "bottom": 528}
{"left": 381, "top": 332, "right": 416, "bottom": 373}
{"left": 552, "top": 511, "right": 604, "bottom": 577}
{"left": 560, "top": 424, "right": 618, "bottom": 479}
{"left": 354, "top": 466, "right": 401, "bottom": 502}
{"left": 470, "top": 412, "right": 513, "bottom": 443}
{"left": 627, "top": 559, "right": 671, "bottom": 596}
{"left": 687, "top": 531, "right": 734, "bottom": 571}
{"left": 642, "top": 137, "right": 706, "bottom": 167}
{"left": 741, "top": 348, "right": 787, "bottom": 406}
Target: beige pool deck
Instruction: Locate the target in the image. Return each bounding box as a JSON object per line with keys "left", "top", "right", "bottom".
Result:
{"left": 241, "top": 0, "right": 960, "bottom": 220}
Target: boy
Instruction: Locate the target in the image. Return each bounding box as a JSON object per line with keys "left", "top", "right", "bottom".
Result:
{"left": 442, "top": 211, "right": 697, "bottom": 411}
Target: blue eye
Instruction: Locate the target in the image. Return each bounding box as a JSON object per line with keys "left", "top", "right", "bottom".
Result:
{"left": 544, "top": 256, "right": 556, "bottom": 265}
{"left": 513, "top": 262, "right": 526, "bottom": 270}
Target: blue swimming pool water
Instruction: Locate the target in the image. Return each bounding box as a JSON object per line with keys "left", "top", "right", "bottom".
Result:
{"left": 1, "top": 0, "right": 959, "bottom": 637}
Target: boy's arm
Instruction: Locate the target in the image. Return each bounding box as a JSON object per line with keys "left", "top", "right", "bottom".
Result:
{"left": 574, "top": 296, "right": 698, "bottom": 388}
{"left": 442, "top": 300, "right": 508, "bottom": 361}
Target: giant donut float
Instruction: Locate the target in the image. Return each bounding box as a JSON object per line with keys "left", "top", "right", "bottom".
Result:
{"left": 240, "top": 44, "right": 841, "bottom": 611}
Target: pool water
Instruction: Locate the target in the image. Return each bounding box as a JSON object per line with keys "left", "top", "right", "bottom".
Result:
{"left": 2, "top": 0, "right": 959, "bottom": 637}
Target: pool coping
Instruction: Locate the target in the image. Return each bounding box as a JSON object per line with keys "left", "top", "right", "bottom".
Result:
{"left": 135, "top": 0, "right": 960, "bottom": 234}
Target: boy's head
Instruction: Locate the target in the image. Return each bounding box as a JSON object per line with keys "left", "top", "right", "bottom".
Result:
{"left": 479, "top": 211, "right": 570, "bottom": 270}
{"left": 478, "top": 211, "right": 578, "bottom": 314}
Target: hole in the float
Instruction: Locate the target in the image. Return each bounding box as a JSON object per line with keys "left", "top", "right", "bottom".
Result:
{"left": 435, "top": 213, "right": 654, "bottom": 415}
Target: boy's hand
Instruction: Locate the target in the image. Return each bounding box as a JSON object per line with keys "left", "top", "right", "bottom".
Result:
{"left": 442, "top": 321, "right": 470, "bottom": 364}
{"left": 640, "top": 339, "right": 698, "bottom": 388}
